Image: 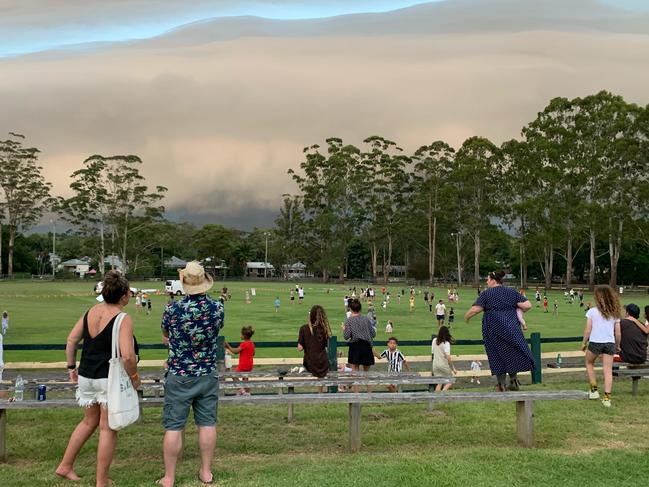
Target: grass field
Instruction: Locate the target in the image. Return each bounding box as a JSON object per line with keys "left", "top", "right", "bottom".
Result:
{"left": 0, "top": 376, "right": 647, "bottom": 486}
{"left": 1, "top": 279, "right": 648, "bottom": 363}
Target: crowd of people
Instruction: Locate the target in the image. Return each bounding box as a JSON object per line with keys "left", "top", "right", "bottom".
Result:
{"left": 45, "top": 264, "right": 648, "bottom": 486}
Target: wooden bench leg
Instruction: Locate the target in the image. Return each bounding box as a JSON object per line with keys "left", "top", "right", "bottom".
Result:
{"left": 632, "top": 377, "right": 640, "bottom": 397}
{"left": 287, "top": 386, "right": 295, "bottom": 423}
{"left": 516, "top": 400, "right": 535, "bottom": 448}
{"left": 349, "top": 403, "right": 362, "bottom": 453}
{"left": 0, "top": 409, "right": 6, "bottom": 462}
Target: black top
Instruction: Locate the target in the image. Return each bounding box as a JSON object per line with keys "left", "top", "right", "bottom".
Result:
{"left": 619, "top": 318, "right": 648, "bottom": 365}
{"left": 78, "top": 311, "right": 119, "bottom": 379}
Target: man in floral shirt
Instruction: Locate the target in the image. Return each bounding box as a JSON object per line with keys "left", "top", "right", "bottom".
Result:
{"left": 158, "top": 261, "right": 223, "bottom": 487}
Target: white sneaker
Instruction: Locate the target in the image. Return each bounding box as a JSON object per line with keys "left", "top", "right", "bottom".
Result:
{"left": 589, "top": 390, "right": 600, "bottom": 400}
{"left": 601, "top": 398, "right": 611, "bottom": 408}
{"left": 476, "top": 380, "right": 481, "bottom": 385}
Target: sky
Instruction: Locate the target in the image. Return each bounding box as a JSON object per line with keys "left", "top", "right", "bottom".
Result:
{"left": 1, "top": 0, "right": 649, "bottom": 230}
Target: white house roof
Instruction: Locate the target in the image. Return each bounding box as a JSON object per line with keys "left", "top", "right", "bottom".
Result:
{"left": 164, "top": 256, "right": 187, "bottom": 268}
{"left": 61, "top": 259, "right": 90, "bottom": 266}
{"left": 246, "top": 262, "right": 274, "bottom": 270}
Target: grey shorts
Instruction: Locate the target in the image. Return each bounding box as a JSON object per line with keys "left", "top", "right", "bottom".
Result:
{"left": 588, "top": 342, "right": 616, "bottom": 356}
{"left": 163, "top": 372, "right": 219, "bottom": 431}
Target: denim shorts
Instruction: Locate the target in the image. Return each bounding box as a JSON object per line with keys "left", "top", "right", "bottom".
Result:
{"left": 588, "top": 342, "right": 616, "bottom": 356}
{"left": 163, "top": 372, "right": 219, "bottom": 431}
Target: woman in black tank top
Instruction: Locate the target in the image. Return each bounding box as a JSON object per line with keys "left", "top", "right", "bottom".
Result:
{"left": 56, "top": 271, "right": 140, "bottom": 487}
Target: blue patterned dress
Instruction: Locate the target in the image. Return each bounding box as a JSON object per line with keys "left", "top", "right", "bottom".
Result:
{"left": 474, "top": 286, "right": 534, "bottom": 375}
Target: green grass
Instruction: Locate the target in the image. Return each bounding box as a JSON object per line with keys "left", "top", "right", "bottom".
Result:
{"left": 1, "top": 279, "right": 648, "bottom": 362}
{"left": 0, "top": 376, "right": 647, "bottom": 486}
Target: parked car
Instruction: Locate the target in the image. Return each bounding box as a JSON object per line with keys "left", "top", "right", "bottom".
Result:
{"left": 94, "top": 281, "right": 138, "bottom": 296}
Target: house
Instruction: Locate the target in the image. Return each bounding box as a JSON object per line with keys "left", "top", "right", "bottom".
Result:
{"left": 281, "top": 262, "right": 311, "bottom": 279}
{"left": 246, "top": 262, "right": 274, "bottom": 278}
{"left": 164, "top": 256, "right": 187, "bottom": 269}
{"left": 59, "top": 258, "right": 91, "bottom": 277}
{"left": 104, "top": 255, "right": 124, "bottom": 272}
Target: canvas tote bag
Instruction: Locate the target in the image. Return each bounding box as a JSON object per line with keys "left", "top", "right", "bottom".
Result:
{"left": 107, "top": 312, "right": 140, "bottom": 430}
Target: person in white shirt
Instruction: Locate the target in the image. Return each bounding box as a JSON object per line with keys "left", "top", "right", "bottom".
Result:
{"left": 432, "top": 326, "right": 457, "bottom": 391}
{"left": 435, "top": 300, "right": 447, "bottom": 327}
{"left": 470, "top": 360, "right": 482, "bottom": 384}
{"left": 581, "top": 285, "right": 622, "bottom": 408}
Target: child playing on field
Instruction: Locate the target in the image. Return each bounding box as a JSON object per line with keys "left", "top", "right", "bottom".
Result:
{"left": 409, "top": 294, "right": 415, "bottom": 312}
{"left": 581, "top": 285, "right": 621, "bottom": 407}
{"left": 470, "top": 359, "right": 482, "bottom": 384}
{"left": 274, "top": 296, "right": 281, "bottom": 313}
{"left": 553, "top": 300, "right": 559, "bottom": 318}
{"left": 432, "top": 326, "right": 457, "bottom": 391}
{"left": 543, "top": 296, "right": 549, "bottom": 313}
{"left": 375, "top": 337, "right": 410, "bottom": 392}
{"left": 385, "top": 320, "right": 393, "bottom": 334}
{"left": 448, "top": 307, "right": 455, "bottom": 326}
{"left": 226, "top": 326, "right": 256, "bottom": 395}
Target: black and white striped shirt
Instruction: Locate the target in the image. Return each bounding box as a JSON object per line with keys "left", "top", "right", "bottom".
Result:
{"left": 380, "top": 348, "right": 406, "bottom": 372}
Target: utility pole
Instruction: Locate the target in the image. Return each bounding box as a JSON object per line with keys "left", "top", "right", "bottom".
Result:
{"left": 264, "top": 232, "right": 270, "bottom": 278}
{"left": 51, "top": 219, "right": 56, "bottom": 278}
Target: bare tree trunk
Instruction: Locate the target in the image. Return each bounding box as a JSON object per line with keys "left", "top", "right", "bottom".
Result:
{"left": 521, "top": 243, "right": 528, "bottom": 288}
{"left": 565, "top": 234, "right": 573, "bottom": 288}
{"left": 543, "top": 242, "right": 554, "bottom": 290}
{"left": 7, "top": 225, "right": 14, "bottom": 276}
{"left": 589, "top": 228, "right": 596, "bottom": 290}
{"left": 609, "top": 220, "right": 623, "bottom": 288}
{"left": 384, "top": 231, "right": 392, "bottom": 283}
{"left": 371, "top": 241, "right": 378, "bottom": 281}
{"left": 99, "top": 220, "right": 105, "bottom": 277}
{"left": 456, "top": 232, "right": 462, "bottom": 287}
{"left": 122, "top": 217, "right": 128, "bottom": 275}
{"left": 473, "top": 228, "right": 480, "bottom": 286}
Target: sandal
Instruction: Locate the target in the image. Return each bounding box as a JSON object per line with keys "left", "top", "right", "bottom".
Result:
{"left": 198, "top": 474, "right": 214, "bottom": 485}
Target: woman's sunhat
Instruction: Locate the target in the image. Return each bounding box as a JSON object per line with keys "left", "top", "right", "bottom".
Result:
{"left": 179, "top": 261, "right": 214, "bottom": 295}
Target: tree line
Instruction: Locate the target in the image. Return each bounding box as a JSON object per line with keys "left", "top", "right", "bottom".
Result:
{"left": 279, "top": 91, "right": 649, "bottom": 288}
{"left": 1, "top": 90, "right": 647, "bottom": 287}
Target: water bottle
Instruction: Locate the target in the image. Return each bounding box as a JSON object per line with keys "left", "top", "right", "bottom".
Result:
{"left": 556, "top": 353, "right": 562, "bottom": 368}
{"left": 225, "top": 351, "right": 232, "bottom": 370}
{"left": 15, "top": 375, "right": 24, "bottom": 401}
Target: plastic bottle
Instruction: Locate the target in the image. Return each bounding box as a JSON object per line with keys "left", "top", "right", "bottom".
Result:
{"left": 556, "top": 353, "right": 562, "bottom": 368}
{"left": 224, "top": 351, "right": 232, "bottom": 370}
{"left": 15, "top": 375, "right": 24, "bottom": 401}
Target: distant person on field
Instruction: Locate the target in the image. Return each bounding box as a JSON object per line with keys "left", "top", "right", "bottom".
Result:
{"left": 409, "top": 294, "right": 415, "bottom": 312}
{"left": 135, "top": 292, "right": 142, "bottom": 313}
{"left": 298, "top": 286, "right": 305, "bottom": 303}
{"left": 535, "top": 289, "right": 541, "bottom": 307}
{"left": 431, "top": 326, "right": 457, "bottom": 391}
{"left": 581, "top": 285, "right": 621, "bottom": 408}
{"left": 617, "top": 304, "right": 649, "bottom": 365}
{"left": 298, "top": 305, "right": 332, "bottom": 392}
{"left": 375, "top": 337, "right": 410, "bottom": 392}
{"left": 543, "top": 296, "right": 549, "bottom": 313}
{"left": 146, "top": 294, "right": 152, "bottom": 315}
{"left": 553, "top": 300, "right": 558, "bottom": 318}
{"left": 56, "top": 271, "right": 140, "bottom": 487}
{"left": 385, "top": 320, "right": 393, "bottom": 334}
{"left": 226, "top": 326, "right": 255, "bottom": 395}
{"left": 435, "top": 300, "right": 446, "bottom": 327}
{"left": 448, "top": 307, "right": 455, "bottom": 326}
{"left": 274, "top": 296, "right": 281, "bottom": 313}
{"left": 158, "top": 261, "right": 224, "bottom": 487}
{"left": 465, "top": 270, "right": 533, "bottom": 392}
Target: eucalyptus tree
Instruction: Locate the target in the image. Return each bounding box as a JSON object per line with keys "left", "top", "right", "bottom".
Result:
{"left": 412, "top": 141, "right": 455, "bottom": 284}
{"left": 0, "top": 133, "right": 53, "bottom": 276}
{"left": 451, "top": 136, "right": 502, "bottom": 286}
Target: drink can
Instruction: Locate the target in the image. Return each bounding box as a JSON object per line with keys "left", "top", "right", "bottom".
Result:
{"left": 37, "top": 384, "right": 46, "bottom": 401}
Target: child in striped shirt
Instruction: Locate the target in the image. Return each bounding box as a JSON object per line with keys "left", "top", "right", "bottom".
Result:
{"left": 375, "top": 337, "right": 410, "bottom": 392}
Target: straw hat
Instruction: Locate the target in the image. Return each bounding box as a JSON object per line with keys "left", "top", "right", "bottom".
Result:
{"left": 179, "top": 261, "right": 213, "bottom": 295}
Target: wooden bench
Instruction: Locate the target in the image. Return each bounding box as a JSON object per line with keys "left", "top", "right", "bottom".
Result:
{"left": 615, "top": 368, "right": 649, "bottom": 397}
{"left": 0, "top": 389, "right": 587, "bottom": 460}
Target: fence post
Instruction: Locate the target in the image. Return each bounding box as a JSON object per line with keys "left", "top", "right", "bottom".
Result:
{"left": 328, "top": 336, "right": 338, "bottom": 393}
{"left": 530, "top": 332, "right": 542, "bottom": 384}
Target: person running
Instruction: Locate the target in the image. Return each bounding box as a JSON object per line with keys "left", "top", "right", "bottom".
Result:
{"left": 435, "top": 300, "right": 446, "bottom": 327}
{"left": 543, "top": 296, "right": 549, "bottom": 313}
{"left": 431, "top": 326, "right": 457, "bottom": 391}
{"left": 56, "top": 271, "right": 140, "bottom": 487}
{"left": 448, "top": 307, "right": 455, "bottom": 327}
{"left": 581, "top": 285, "right": 621, "bottom": 408}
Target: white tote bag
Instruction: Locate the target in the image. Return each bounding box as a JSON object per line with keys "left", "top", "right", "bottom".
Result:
{"left": 107, "top": 312, "right": 140, "bottom": 430}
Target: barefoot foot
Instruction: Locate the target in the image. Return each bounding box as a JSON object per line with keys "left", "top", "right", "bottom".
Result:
{"left": 55, "top": 466, "right": 81, "bottom": 481}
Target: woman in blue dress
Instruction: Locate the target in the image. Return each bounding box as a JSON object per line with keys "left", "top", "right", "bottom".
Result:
{"left": 465, "top": 270, "right": 533, "bottom": 391}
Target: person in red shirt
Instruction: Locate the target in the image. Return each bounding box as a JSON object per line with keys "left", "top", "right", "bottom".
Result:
{"left": 226, "top": 326, "right": 255, "bottom": 395}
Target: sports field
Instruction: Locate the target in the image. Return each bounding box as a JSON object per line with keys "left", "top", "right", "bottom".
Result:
{"left": 2, "top": 279, "right": 647, "bottom": 363}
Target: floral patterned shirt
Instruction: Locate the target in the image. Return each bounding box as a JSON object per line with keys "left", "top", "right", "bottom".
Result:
{"left": 162, "top": 294, "right": 224, "bottom": 376}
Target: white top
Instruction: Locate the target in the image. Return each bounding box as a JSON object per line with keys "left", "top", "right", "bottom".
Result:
{"left": 470, "top": 360, "right": 481, "bottom": 371}
{"left": 435, "top": 303, "right": 446, "bottom": 315}
{"left": 431, "top": 340, "right": 450, "bottom": 355}
{"left": 298, "top": 288, "right": 304, "bottom": 298}
{"left": 586, "top": 307, "right": 618, "bottom": 343}
{"left": 1, "top": 318, "right": 8, "bottom": 335}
